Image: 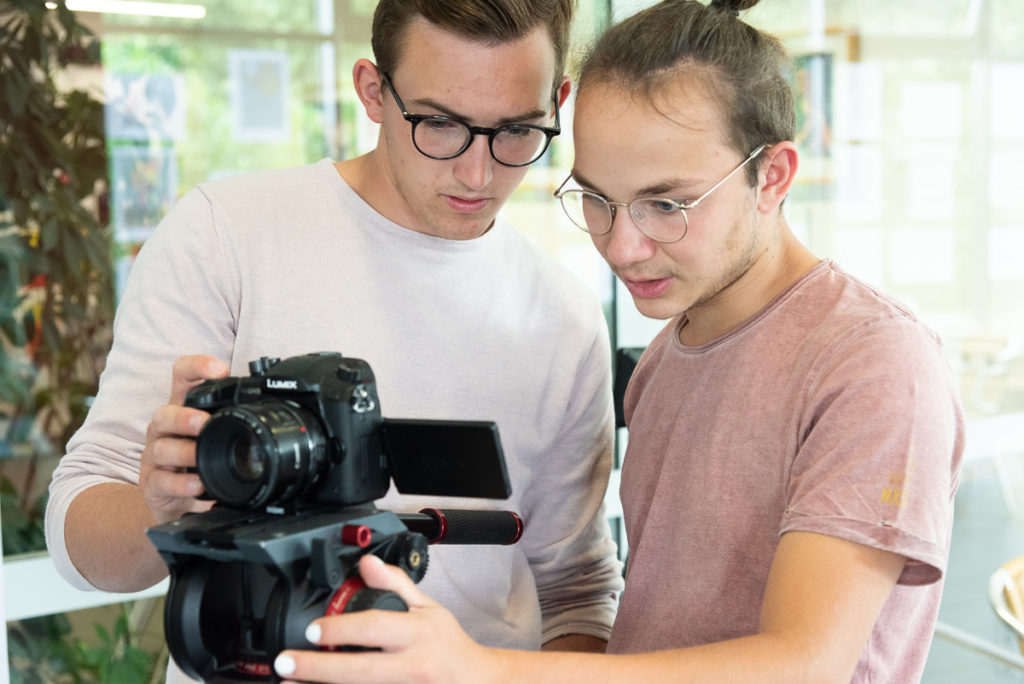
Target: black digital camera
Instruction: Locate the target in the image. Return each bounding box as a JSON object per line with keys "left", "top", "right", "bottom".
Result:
{"left": 147, "top": 352, "right": 522, "bottom": 683}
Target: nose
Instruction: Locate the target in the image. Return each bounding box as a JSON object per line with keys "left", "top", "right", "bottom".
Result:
{"left": 452, "top": 133, "right": 493, "bottom": 191}
{"left": 597, "top": 205, "right": 658, "bottom": 270}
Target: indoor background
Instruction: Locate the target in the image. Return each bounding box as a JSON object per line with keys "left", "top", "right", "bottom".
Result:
{"left": 0, "top": 0, "right": 1022, "bottom": 681}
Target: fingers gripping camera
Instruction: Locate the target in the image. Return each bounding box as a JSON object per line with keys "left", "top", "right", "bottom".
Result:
{"left": 146, "top": 352, "right": 522, "bottom": 683}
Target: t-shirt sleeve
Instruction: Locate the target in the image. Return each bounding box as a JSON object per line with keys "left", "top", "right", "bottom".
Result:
{"left": 780, "top": 316, "right": 965, "bottom": 586}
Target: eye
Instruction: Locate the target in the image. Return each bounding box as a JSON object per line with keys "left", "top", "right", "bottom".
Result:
{"left": 422, "top": 117, "right": 463, "bottom": 132}
{"left": 499, "top": 125, "right": 537, "bottom": 139}
{"left": 643, "top": 198, "right": 682, "bottom": 214}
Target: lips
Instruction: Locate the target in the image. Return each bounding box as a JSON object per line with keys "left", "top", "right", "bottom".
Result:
{"left": 444, "top": 194, "right": 490, "bottom": 213}
{"left": 621, "top": 275, "right": 673, "bottom": 299}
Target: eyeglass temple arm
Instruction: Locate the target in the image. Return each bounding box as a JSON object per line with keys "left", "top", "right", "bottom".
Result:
{"left": 683, "top": 143, "right": 768, "bottom": 210}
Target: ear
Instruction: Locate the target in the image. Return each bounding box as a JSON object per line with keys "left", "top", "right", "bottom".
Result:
{"left": 756, "top": 141, "right": 799, "bottom": 215}
{"left": 555, "top": 76, "right": 572, "bottom": 109}
{"left": 353, "top": 58, "right": 386, "bottom": 124}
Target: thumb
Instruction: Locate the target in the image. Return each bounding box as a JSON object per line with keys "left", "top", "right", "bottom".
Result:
{"left": 359, "top": 554, "right": 433, "bottom": 609}
{"left": 169, "top": 354, "right": 229, "bottom": 405}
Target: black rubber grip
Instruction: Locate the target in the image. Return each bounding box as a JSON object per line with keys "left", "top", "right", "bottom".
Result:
{"left": 398, "top": 509, "right": 523, "bottom": 545}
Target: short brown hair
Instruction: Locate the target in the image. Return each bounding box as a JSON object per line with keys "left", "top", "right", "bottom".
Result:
{"left": 577, "top": 0, "right": 794, "bottom": 184}
{"left": 372, "top": 0, "right": 576, "bottom": 92}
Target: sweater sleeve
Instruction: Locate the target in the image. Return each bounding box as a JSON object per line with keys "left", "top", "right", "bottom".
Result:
{"left": 44, "top": 186, "right": 239, "bottom": 590}
{"left": 520, "top": 303, "right": 624, "bottom": 643}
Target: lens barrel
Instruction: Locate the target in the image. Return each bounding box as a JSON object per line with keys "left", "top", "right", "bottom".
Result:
{"left": 195, "top": 401, "right": 327, "bottom": 509}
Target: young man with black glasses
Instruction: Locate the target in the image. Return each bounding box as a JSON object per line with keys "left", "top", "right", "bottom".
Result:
{"left": 46, "top": 2, "right": 623, "bottom": 682}
{"left": 272, "top": 1, "right": 964, "bottom": 682}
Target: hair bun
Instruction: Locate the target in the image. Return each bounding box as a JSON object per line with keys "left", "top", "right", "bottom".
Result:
{"left": 708, "top": 0, "right": 760, "bottom": 17}
{"left": 708, "top": 1, "right": 738, "bottom": 16}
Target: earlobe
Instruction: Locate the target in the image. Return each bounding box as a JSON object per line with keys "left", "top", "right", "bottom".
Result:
{"left": 353, "top": 58, "right": 386, "bottom": 124}
{"left": 757, "top": 142, "right": 799, "bottom": 214}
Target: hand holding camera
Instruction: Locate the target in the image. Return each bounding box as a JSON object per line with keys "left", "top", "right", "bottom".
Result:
{"left": 273, "top": 553, "right": 500, "bottom": 684}
{"left": 139, "top": 354, "right": 230, "bottom": 525}
{"left": 146, "top": 352, "right": 522, "bottom": 683}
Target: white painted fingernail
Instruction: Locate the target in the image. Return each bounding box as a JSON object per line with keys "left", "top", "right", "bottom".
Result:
{"left": 306, "top": 622, "right": 322, "bottom": 643}
{"left": 274, "top": 654, "right": 296, "bottom": 676}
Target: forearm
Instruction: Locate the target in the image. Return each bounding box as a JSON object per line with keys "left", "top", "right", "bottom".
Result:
{"left": 509, "top": 534, "right": 904, "bottom": 684}
{"left": 498, "top": 632, "right": 829, "bottom": 684}
{"left": 64, "top": 482, "right": 169, "bottom": 592}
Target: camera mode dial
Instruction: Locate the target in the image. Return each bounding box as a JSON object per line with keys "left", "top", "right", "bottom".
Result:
{"left": 248, "top": 357, "right": 280, "bottom": 375}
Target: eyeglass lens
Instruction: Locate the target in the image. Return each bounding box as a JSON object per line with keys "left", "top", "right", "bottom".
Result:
{"left": 413, "top": 118, "right": 550, "bottom": 166}
{"left": 560, "top": 192, "right": 689, "bottom": 243}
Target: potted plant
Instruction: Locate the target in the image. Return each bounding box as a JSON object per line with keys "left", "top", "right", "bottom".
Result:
{"left": 0, "top": 3, "right": 156, "bottom": 681}
{"left": 1, "top": 0, "right": 113, "bottom": 461}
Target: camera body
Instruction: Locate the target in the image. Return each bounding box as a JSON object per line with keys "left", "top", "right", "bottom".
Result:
{"left": 184, "top": 352, "right": 389, "bottom": 511}
{"left": 147, "top": 352, "right": 520, "bottom": 683}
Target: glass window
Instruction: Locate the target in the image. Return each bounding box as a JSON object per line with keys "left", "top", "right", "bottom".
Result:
{"left": 1, "top": 2, "right": 612, "bottom": 680}
{"left": 610, "top": 2, "right": 1024, "bottom": 680}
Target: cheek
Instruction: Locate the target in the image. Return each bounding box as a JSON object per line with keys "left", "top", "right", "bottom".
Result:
{"left": 394, "top": 148, "right": 447, "bottom": 190}
{"left": 681, "top": 203, "right": 730, "bottom": 245}
{"left": 382, "top": 126, "right": 420, "bottom": 171}
{"left": 490, "top": 165, "right": 529, "bottom": 196}
{"left": 588, "top": 232, "right": 612, "bottom": 259}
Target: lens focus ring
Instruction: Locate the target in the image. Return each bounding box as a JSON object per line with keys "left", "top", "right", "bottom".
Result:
{"left": 195, "top": 401, "right": 325, "bottom": 509}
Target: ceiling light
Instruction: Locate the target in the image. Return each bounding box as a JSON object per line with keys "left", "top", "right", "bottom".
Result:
{"left": 46, "top": 0, "right": 206, "bottom": 20}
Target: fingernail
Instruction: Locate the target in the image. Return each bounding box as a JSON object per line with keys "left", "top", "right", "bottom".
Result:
{"left": 306, "top": 622, "right": 322, "bottom": 643}
{"left": 274, "top": 654, "right": 296, "bottom": 676}
{"left": 366, "top": 554, "right": 384, "bottom": 565}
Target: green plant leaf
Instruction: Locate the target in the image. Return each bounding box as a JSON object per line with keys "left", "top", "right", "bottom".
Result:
{"left": 1, "top": 0, "right": 116, "bottom": 598}
{"left": 109, "top": 658, "right": 149, "bottom": 684}
{"left": 93, "top": 622, "right": 111, "bottom": 648}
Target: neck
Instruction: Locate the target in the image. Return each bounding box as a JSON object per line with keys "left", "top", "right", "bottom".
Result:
{"left": 334, "top": 154, "right": 376, "bottom": 206}
{"left": 334, "top": 152, "right": 496, "bottom": 241}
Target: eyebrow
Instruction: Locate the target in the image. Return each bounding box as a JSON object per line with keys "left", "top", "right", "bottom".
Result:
{"left": 408, "top": 96, "right": 550, "bottom": 127}
{"left": 571, "top": 169, "right": 703, "bottom": 199}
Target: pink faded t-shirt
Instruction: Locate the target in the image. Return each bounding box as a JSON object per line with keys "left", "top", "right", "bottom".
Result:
{"left": 608, "top": 261, "right": 964, "bottom": 682}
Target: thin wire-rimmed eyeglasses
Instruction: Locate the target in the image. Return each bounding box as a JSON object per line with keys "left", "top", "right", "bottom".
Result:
{"left": 381, "top": 74, "right": 561, "bottom": 168}
{"left": 554, "top": 144, "right": 768, "bottom": 243}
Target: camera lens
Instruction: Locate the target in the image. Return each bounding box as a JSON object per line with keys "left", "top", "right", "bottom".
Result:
{"left": 228, "top": 433, "right": 264, "bottom": 482}
{"left": 195, "top": 401, "right": 327, "bottom": 509}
